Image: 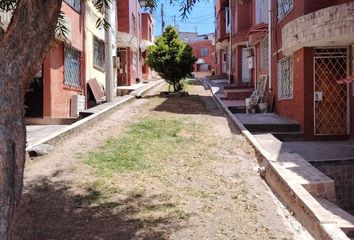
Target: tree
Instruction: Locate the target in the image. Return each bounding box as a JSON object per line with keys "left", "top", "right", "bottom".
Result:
{"left": 145, "top": 26, "right": 197, "bottom": 92}
{"left": 0, "top": 1, "right": 198, "bottom": 239}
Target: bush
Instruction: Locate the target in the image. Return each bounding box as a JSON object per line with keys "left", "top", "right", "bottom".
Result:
{"left": 145, "top": 26, "right": 197, "bottom": 92}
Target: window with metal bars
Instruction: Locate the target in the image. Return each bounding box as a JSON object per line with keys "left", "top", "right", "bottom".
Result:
{"left": 260, "top": 36, "right": 269, "bottom": 70}
{"left": 64, "top": 45, "right": 81, "bottom": 87}
{"left": 64, "top": 0, "right": 81, "bottom": 12}
{"left": 277, "top": 0, "right": 293, "bottom": 21}
{"left": 93, "top": 37, "right": 105, "bottom": 71}
{"left": 278, "top": 57, "right": 293, "bottom": 99}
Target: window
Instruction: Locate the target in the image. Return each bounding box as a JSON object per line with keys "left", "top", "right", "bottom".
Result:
{"left": 200, "top": 48, "right": 209, "bottom": 57}
{"left": 64, "top": 0, "right": 81, "bottom": 12}
{"left": 278, "top": 57, "right": 293, "bottom": 99}
{"left": 256, "top": 0, "right": 269, "bottom": 24}
{"left": 277, "top": 0, "right": 293, "bottom": 21}
{"left": 260, "top": 36, "right": 269, "bottom": 69}
{"left": 225, "top": 7, "right": 230, "bottom": 33}
{"left": 64, "top": 45, "right": 81, "bottom": 87}
{"left": 93, "top": 37, "right": 105, "bottom": 71}
{"left": 131, "top": 14, "right": 136, "bottom": 34}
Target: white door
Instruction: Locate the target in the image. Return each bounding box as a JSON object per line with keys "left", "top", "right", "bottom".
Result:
{"left": 242, "top": 48, "right": 250, "bottom": 83}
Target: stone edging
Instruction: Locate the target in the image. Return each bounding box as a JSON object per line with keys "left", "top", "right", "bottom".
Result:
{"left": 26, "top": 80, "right": 165, "bottom": 151}
{"left": 201, "top": 78, "right": 351, "bottom": 240}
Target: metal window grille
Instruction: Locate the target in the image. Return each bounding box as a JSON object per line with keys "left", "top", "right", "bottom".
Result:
{"left": 64, "top": 0, "right": 81, "bottom": 12}
{"left": 260, "top": 36, "right": 269, "bottom": 69}
{"left": 200, "top": 48, "right": 209, "bottom": 57}
{"left": 278, "top": 56, "right": 293, "bottom": 99}
{"left": 93, "top": 37, "right": 105, "bottom": 70}
{"left": 64, "top": 45, "right": 81, "bottom": 87}
{"left": 132, "top": 14, "right": 136, "bottom": 34}
{"left": 277, "top": 0, "right": 293, "bottom": 20}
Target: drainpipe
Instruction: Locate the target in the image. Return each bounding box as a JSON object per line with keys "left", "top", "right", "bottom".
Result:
{"left": 228, "top": 0, "right": 233, "bottom": 84}
{"left": 268, "top": 0, "right": 272, "bottom": 91}
{"left": 105, "top": 0, "right": 114, "bottom": 102}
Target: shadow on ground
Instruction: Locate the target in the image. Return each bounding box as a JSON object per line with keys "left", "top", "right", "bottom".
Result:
{"left": 13, "top": 179, "right": 184, "bottom": 240}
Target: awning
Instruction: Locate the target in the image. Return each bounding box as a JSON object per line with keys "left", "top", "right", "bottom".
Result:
{"left": 196, "top": 58, "right": 206, "bottom": 64}
{"left": 337, "top": 76, "right": 354, "bottom": 84}
{"left": 246, "top": 23, "right": 268, "bottom": 37}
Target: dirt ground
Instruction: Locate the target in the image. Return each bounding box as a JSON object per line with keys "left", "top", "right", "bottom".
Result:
{"left": 13, "top": 81, "right": 312, "bottom": 240}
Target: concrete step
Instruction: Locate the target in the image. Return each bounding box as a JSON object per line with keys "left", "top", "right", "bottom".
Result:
{"left": 245, "top": 123, "right": 300, "bottom": 133}
{"left": 316, "top": 198, "right": 354, "bottom": 239}
{"left": 272, "top": 132, "right": 304, "bottom": 141}
{"left": 234, "top": 113, "right": 301, "bottom": 133}
{"left": 228, "top": 106, "right": 246, "bottom": 114}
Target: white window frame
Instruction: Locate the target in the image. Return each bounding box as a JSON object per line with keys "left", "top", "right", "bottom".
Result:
{"left": 278, "top": 56, "right": 293, "bottom": 100}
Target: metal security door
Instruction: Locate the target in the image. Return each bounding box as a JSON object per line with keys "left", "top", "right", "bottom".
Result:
{"left": 117, "top": 48, "right": 128, "bottom": 86}
{"left": 313, "top": 48, "right": 349, "bottom": 135}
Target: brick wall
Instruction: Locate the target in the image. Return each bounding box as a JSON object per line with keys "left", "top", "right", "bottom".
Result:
{"left": 312, "top": 160, "right": 354, "bottom": 215}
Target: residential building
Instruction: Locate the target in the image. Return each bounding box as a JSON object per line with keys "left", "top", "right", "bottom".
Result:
{"left": 214, "top": 0, "right": 231, "bottom": 75}
{"left": 270, "top": 0, "right": 354, "bottom": 139}
{"left": 25, "top": 0, "right": 85, "bottom": 122}
{"left": 216, "top": 0, "right": 354, "bottom": 139}
{"left": 116, "top": 0, "right": 143, "bottom": 85}
{"left": 141, "top": 12, "right": 155, "bottom": 81}
{"left": 190, "top": 38, "right": 217, "bottom": 78}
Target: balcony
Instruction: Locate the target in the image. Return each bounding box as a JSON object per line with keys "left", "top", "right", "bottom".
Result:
{"left": 282, "top": 2, "right": 354, "bottom": 56}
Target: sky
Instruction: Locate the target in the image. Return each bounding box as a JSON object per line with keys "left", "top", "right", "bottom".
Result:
{"left": 150, "top": 0, "right": 215, "bottom": 36}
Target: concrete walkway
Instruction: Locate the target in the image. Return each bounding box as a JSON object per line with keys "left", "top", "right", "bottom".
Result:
{"left": 202, "top": 77, "right": 354, "bottom": 240}
{"left": 26, "top": 80, "right": 164, "bottom": 151}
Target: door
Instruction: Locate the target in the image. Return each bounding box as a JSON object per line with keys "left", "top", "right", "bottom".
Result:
{"left": 313, "top": 48, "right": 349, "bottom": 135}
{"left": 242, "top": 48, "right": 250, "bottom": 83}
{"left": 24, "top": 68, "right": 43, "bottom": 117}
{"left": 117, "top": 48, "right": 128, "bottom": 86}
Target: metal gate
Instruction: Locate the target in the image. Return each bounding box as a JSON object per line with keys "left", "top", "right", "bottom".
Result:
{"left": 117, "top": 48, "right": 128, "bottom": 86}
{"left": 313, "top": 48, "right": 349, "bottom": 135}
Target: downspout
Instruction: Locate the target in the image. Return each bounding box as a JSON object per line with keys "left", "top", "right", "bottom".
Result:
{"left": 268, "top": 0, "right": 272, "bottom": 91}
{"left": 228, "top": 0, "right": 233, "bottom": 84}
{"left": 105, "top": 0, "right": 114, "bottom": 102}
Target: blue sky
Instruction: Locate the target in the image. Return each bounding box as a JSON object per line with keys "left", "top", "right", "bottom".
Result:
{"left": 151, "top": 0, "right": 215, "bottom": 36}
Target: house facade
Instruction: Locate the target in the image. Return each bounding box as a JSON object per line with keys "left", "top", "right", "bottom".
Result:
{"left": 141, "top": 12, "right": 155, "bottom": 81}
{"left": 271, "top": 0, "right": 354, "bottom": 139}
{"left": 216, "top": 0, "right": 354, "bottom": 139}
{"left": 25, "top": 0, "right": 85, "bottom": 122}
{"left": 116, "top": 0, "right": 142, "bottom": 85}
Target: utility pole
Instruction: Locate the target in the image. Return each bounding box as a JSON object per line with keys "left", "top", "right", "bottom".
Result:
{"left": 173, "top": 15, "right": 176, "bottom": 28}
{"left": 105, "top": 0, "right": 114, "bottom": 102}
{"left": 161, "top": 3, "right": 165, "bottom": 33}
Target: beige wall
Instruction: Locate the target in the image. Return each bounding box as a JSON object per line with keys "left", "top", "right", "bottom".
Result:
{"left": 84, "top": 2, "right": 106, "bottom": 88}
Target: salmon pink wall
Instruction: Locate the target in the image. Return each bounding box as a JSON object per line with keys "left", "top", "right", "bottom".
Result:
{"left": 43, "top": 2, "right": 84, "bottom": 119}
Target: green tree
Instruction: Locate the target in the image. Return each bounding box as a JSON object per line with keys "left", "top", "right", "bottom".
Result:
{"left": 145, "top": 26, "right": 197, "bottom": 92}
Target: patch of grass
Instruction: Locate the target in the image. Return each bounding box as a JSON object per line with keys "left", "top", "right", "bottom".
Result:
{"left": 85, "top": 118, "right": 195, "bottom": 176}
{"left": 177, "top": 78, "right": 196, "bottom": 92}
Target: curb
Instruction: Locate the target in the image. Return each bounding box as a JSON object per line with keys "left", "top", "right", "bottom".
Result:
{"left": 201, "top": 78, "right": 350, "bottom": 240}
{"left": 26, "top": 80, "right": 165, "bottom": 152}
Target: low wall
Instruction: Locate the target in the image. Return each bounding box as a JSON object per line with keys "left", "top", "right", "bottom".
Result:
{"left": 312, "top": 160, "right": 354, "bottom": 215}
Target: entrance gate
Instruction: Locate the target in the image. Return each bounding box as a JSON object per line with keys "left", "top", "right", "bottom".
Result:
{"left": 117, "top": 48, "right": 128, "bottom": 86}
{"left": 313, "top": 48, "right": 349, "bottom": 136}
